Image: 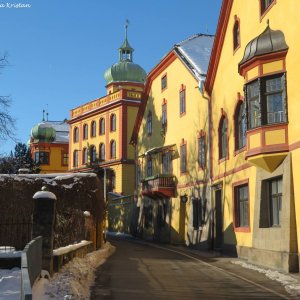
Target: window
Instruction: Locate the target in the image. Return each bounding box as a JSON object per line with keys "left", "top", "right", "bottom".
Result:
{"left": 147, "top": 111, "right": 152, "bottom": 135}
{"left": 62, "top": 152, "right": 68, "bottom": 166}
{"left": 162, "top": 152, "right": 172, "bottom": 175}
{"left": 192, "top": 198, "right": 202, "bottom": 229}
{"left": 180, "top": 142, "right": 187, "bottom": 173}
{"left": 73, "top": 127, "right": 79, "bottom": 143}
{"left": 179, "top": 87, "right": 186, "bottom": 115}
{"left": 110, "top": 140, "right": 116, "bottom": 159}
{"left": 198, "top": 135, "right": 206, "bottom": 168}
{"left": 162, "top": 101, "right": 167, "bottom": 128}
{"left": 233, "top": 19, "right": 240, "bottom": 51}
{"left": 246, "top": 74, "right": 286, "bottom": 129}
{"left": 235, "top": 101, "right": 246, "bottom": 150}
{"left": 147, "top": 157, "right": 152, "bottom": 177}
{"left": 73, "top": 150, "right": 78, "bottom": 167}
{"left": 260, "top": 0, "right": 274, "bottom": 16}
{"left": 82, "top": 148, "right": 88, "bottom": 164}
{"left": 161, "top": 74, "right": 167, "bottom": 90}
{"left": 234, "top": 184, "right": 249, "bottom": 228}
{"left": 99, "top": 118, "right": 105, "bottom": 135}
{"left": 99, "top": 143, "right": 105, "bottom": 161}
{"left": 219, "top": 116, "right": 228, "bottom": 159}
{"left": 110, "top": 114, "right": 116, "bottom": 132}
{"left": 90, "top": 145, "right": 97, "bottom": 163}
{"left": 83, "top": 124, "right": 88, "bottom": 140}
{"left": 91, "top": 121, "right": 96, "bottom": 137}
{"left": 34, "top": 152, "right": 49, "bottom": 165}
{"left": 137, "top": 163, "right": 141, "bottom": 184}
{"left": 269, "top": 177, "right": 282, "bottom": 226}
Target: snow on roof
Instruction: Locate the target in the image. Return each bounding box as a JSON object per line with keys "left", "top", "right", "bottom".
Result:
{"left": 174, "top": 34, "right": 214, "bottom": 80}
{"left": 39, "top": 121, "right": 69, "bottom": 144}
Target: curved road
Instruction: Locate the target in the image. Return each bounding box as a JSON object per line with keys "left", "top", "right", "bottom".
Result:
{"left": 91, "top": 236, "right": 292, "bottom": 299}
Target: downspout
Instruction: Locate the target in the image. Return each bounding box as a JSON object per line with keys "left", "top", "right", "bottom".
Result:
{"left": 198, "top": 77, "right": 213, "bottom": 249}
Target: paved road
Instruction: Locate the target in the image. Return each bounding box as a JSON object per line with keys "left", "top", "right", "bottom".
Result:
{"left": 90, "top": 236, "right": 292, "bottom": 299}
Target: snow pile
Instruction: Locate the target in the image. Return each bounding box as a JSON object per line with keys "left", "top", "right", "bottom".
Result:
{"left": 33, "top": 242, "right": 115, "bottom": 299}
{"left": 0, "top": 247, "right": 22, "bottom": 258}
{"left": 53, "top": 240, "right": 91, "bottom": 256}
{"left": 232, "top": 260, "right": 300, "bottom": 297}
{"left": 0, "top": 268, "right": 21, "bottom": 299}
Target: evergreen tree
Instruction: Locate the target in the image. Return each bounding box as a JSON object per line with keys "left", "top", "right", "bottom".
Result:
{"left": 0, "top": 143, "right": 40, "bottom": 174}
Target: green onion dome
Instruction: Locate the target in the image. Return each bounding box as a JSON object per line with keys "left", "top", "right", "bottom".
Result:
{"left": 31, "top": 122, "right": 56, "bottom": 142}
{"left": 104, "top": 34, "right": 146, "bottom": 85}
{"left": 104, "top": 61, "right": 147, "bottom": 85}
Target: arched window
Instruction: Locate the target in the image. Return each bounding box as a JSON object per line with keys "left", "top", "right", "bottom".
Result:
{"left": 235, "top": 101, "right": 246, "bottom": 150}
{"left": 73, "top": 150, "right": 78, "bottom": 167}
{"left": 162, "top": 100, "right": 167, "bottom": 127}
{"left": 91, "top": 121, "right": 96, "bottom": 137}
{"left": 110, "top": 140, "right": 116, "bottom": 159}
{"left": 73, "top": 127, "right": 79, "bottom": 143}
{"left": 99, "top": 118, "right": 105, "bottom": 135}
{"left": 90, "top": 145, "right": 97, "bottom": 163}
{"left": 233, "top": 18, "right": 240, "bottom": 51}
{"left": 83, "top": 124, "right": 88, "bottom": 140}
{"left": 219, "top": 116, "right": 228, "bottom": 159}
{"left": 260, "top": 0, "right": 274, "bottom": 16}
{"left": 147, "top": 111, "right": 152, "bottom": 135}
{"left": 110, "top": 114, "right": 116, "bottom": 132}
{"left": 82, "top": 147, "right": 88, "bottom": 164}
{"left": 99, "top": 143, "right": 105, "bottom": 161}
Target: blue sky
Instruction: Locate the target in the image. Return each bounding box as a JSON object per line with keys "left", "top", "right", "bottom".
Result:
{"left": 0, "top": 0, "right": 222, "bottom": 155}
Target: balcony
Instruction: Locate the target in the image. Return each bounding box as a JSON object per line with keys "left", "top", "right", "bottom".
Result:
{"left": 142, "top": 175, "right": 176, "bottom": 199}
{"left": 70, "top": 88, "right": 142, "bottom": 119}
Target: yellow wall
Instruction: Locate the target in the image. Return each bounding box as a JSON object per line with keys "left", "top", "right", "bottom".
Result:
{"left": 209, "top": 0, "right": 300, "bottom": 250}
{"left": 35, "top": 145, "right": 68, "bottom": 174}
{"left": 137, "top": 55, "right": 209, "bottom": 243}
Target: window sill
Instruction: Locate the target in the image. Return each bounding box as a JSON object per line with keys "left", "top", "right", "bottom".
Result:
{"left": 234, "top": 226, "right": 250, "bottom": 233}
{"left": 180, "top": 112, "right": 186, "bottom": 118}
{"left": 233, "top": 44, "right": 241, "bottom": 55}
{"left": 234, "top": 146, "right": 246, "bottom": 156}
{"left": 218, "top": 156, "right": 229, "bottom": 164}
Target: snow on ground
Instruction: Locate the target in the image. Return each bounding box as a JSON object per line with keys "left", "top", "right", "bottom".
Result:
{"left": 232, "top": 260, "right": 300, "bottom": 297}
{"left": 0, "top": 247, "right": 21, "bottom": 258}
{"left": 33, "top": 242, "right": 115, "bottom": 300}
{"left": 0, "top": 268, "right": 21, "bottom": 299}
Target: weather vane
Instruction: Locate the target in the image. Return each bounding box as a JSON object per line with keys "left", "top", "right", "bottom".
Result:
{"left": 125, "top": 19, "right": 129, "bottom": 39}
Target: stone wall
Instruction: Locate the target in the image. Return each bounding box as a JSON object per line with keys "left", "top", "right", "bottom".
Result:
{"left": 0, "top": 173, "right": 105, "bottom": 249}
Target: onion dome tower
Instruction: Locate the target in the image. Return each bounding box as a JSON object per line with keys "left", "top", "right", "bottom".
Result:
{"left": 31, "top": 122, "right": 56, "bottom": 143}
{"left": 104, "top": 22, "right": 147, "bottom": 93}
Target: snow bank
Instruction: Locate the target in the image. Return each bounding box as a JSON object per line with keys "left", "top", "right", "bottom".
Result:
{"left": 53, "top": 240, "right": 90, "bottom": 256}
{"left": 0, "top": 246, "right": 22, "bottom": 258}
{"left": 0, "top": 268, "right": 21, "bottom": 299}
{"left": 33, "top": 242, "right": 115, "bottom": 300}
{"left": 232, "top": 260, "right": 300, "bottom": 297}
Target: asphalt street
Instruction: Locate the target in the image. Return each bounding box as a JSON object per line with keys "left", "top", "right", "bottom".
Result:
{"left": 90, "top": 236, "right": 293, "bottom": 299}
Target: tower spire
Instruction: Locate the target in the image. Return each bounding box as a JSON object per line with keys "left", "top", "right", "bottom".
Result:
{"left": 119, "top": 19, "right": 134, "bottom": 62}
{"left": 125, "top": 19, "right": 129, "bottom": 40}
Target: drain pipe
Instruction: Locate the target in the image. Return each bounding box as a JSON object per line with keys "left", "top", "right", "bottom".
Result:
{"left": 198, "top": 77, "right": 213, "bottom": 249}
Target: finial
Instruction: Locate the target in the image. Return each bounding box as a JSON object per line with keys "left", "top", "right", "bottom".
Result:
{"left": 125, "top": 19, "right": 129, "bottom": 39}
{"left": 42, "top": 109, "right": 45, "bottom": 121}
{"left": 46, "top": 104, "right": 49, "bottom": 121}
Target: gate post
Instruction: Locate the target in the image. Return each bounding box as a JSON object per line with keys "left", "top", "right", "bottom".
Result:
{"left": 32, "top": 187, "right": 56, "bottom": 275}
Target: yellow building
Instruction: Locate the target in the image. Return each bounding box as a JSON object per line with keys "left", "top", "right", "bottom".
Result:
{"left": 29, "top": 120, "right": 69, "bottom": 174}
{"left": 68, "top": 28, "right": 146, "bottom": 197}
{"left": 131, "top": 34, "right": 214, "bottom": 244}
{"left": 205, "top": 0, "right": 300, "bottom": 272}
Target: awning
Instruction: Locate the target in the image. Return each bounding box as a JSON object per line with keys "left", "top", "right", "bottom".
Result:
{"left": 139, "top": 144, "right": 176, "bottom": 157}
